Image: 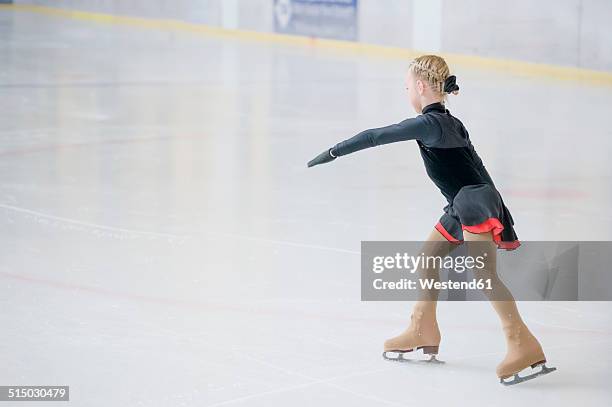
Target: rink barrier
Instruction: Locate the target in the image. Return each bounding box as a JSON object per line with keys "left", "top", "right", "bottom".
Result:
{"left": 2, "top": 4, "right": 612, "bottom": 86}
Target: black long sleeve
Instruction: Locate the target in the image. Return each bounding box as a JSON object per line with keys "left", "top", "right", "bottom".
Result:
{"left": 313, "top": 101, "right": 503, "bottom": 207}
{"left": 332, "top": 115, "right": 440, "bottom": 157}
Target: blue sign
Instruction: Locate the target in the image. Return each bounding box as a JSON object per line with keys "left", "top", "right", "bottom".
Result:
{"left": 274, "top": 0, "right": 358, "bottom": 41}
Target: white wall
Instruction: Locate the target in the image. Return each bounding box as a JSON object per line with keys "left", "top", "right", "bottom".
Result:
{"left": 440, "top": 0, "right": 612, "bottom": 72}
{"left": 578, "top": 0, "right": 612, "bottom": 72}
{"left": 15, "top": 0, "right": 612, "bottom": 71}
{"left": 358, "top": 0, "right": 414, "bottom": 50}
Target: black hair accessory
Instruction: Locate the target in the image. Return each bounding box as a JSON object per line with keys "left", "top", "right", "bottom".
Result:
{"left": 444, "top": 75, "right": 459, "bottom": 93}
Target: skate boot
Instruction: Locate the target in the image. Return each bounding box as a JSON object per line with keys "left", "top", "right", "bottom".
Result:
{"left": 497, "top": 323, "right": 556, "bottom": 385}
{"left": 383, "top": 309, "right": 443, "bottom": 363}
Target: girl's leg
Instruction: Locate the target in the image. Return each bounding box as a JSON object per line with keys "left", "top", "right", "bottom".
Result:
{"left": 383, "top": 227, "right": 456, "bottom": 360}
{"left": 462, "top": 230, "right": 549, "bottom": 380}
{"left": 412, "top": 227, "right": 458, "bottom": 313}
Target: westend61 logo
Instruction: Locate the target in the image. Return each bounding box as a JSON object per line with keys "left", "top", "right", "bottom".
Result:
{"left": 371, "top": 252, "right": 492, "bottom": 292}
{"left": 361, "top": 241, "right": 612, "bottom": 301}
{"left": 372, "top": 252, "right": 487, "bottom": 274}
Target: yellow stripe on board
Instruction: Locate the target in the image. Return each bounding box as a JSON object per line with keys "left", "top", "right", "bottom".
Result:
{"left": 3, "top": 4, "right": 612, "bottom": 86}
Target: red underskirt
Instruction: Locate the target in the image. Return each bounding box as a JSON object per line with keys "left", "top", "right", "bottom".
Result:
{"left": 435, "top": 218, "right": 521, "bottom": 250}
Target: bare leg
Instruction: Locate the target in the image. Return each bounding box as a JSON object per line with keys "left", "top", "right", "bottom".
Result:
{"left": 383, "top": 228, "right": 456, "bottom": 360}
{"left": 463, "top": 230, "right": 549, "bottom": 380}
{"left": 412, "top": 227, "right": 458, "bottom": 313}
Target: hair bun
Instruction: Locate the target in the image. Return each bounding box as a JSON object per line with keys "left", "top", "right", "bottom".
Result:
{"left": 444, "top": 75, "right": 459, "bottom": 94}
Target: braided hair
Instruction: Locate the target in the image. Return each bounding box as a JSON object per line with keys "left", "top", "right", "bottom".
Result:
{"left": 408, "top": 55, "right": 459, "bottom": 101}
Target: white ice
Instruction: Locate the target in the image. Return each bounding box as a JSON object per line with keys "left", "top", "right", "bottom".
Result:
{"left": 1, "top": 8, "right": 611, "bottom": 407}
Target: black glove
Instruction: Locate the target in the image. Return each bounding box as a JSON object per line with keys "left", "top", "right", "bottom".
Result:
{"left": 307, "top": 148, "right": 337, "bottom": 168}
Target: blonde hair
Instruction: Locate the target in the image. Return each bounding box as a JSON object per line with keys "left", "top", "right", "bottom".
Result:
{"left": 408, "top": 55, "right": 456, "bottom": 101}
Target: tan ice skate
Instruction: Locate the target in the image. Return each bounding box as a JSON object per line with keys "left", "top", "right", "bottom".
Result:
{"left": 383, "top": 309, "right": 443, "bottom": 364}
{"left": 497, "top": 323, "right": 556, "bottom": 385}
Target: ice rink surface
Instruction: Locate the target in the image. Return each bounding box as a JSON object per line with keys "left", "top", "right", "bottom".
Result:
{"left": 1, "top": 8, "right": 611, "bottom": 407}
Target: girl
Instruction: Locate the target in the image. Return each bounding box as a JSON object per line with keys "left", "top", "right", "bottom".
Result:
{"left": 307, "top": 55, "right": 556, "bottom": 385}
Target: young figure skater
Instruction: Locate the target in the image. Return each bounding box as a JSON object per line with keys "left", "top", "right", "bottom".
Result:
{"left": 307, "top": 55, "right": 556, "bottom": 385}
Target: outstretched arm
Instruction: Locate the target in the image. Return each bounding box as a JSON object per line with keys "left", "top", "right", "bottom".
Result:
{"left": 307, "top": 115, "right": 439, "bottom": 168}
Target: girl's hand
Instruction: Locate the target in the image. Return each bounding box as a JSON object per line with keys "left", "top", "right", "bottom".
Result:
{"left": 307, "top": 148, "right": 337, "bottom": 168}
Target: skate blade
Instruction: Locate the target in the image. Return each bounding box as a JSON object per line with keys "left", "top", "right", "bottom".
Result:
{"left": 499, "top": 362, "right": 557, "bottom": 386}
{"left": 382, "top": 350, "right": 445, "bottom": 364}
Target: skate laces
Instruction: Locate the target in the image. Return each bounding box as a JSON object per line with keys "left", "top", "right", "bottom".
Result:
{"left": 504, "top": 324, "right": 536, "bottom": 348}
{"left": 410, "top": 310, "right": 425, "bottom": 336}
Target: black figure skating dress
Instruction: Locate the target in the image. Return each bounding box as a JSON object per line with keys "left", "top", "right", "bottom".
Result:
{"left": 331, "top": 101, "right": 520, "bottom": 250}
